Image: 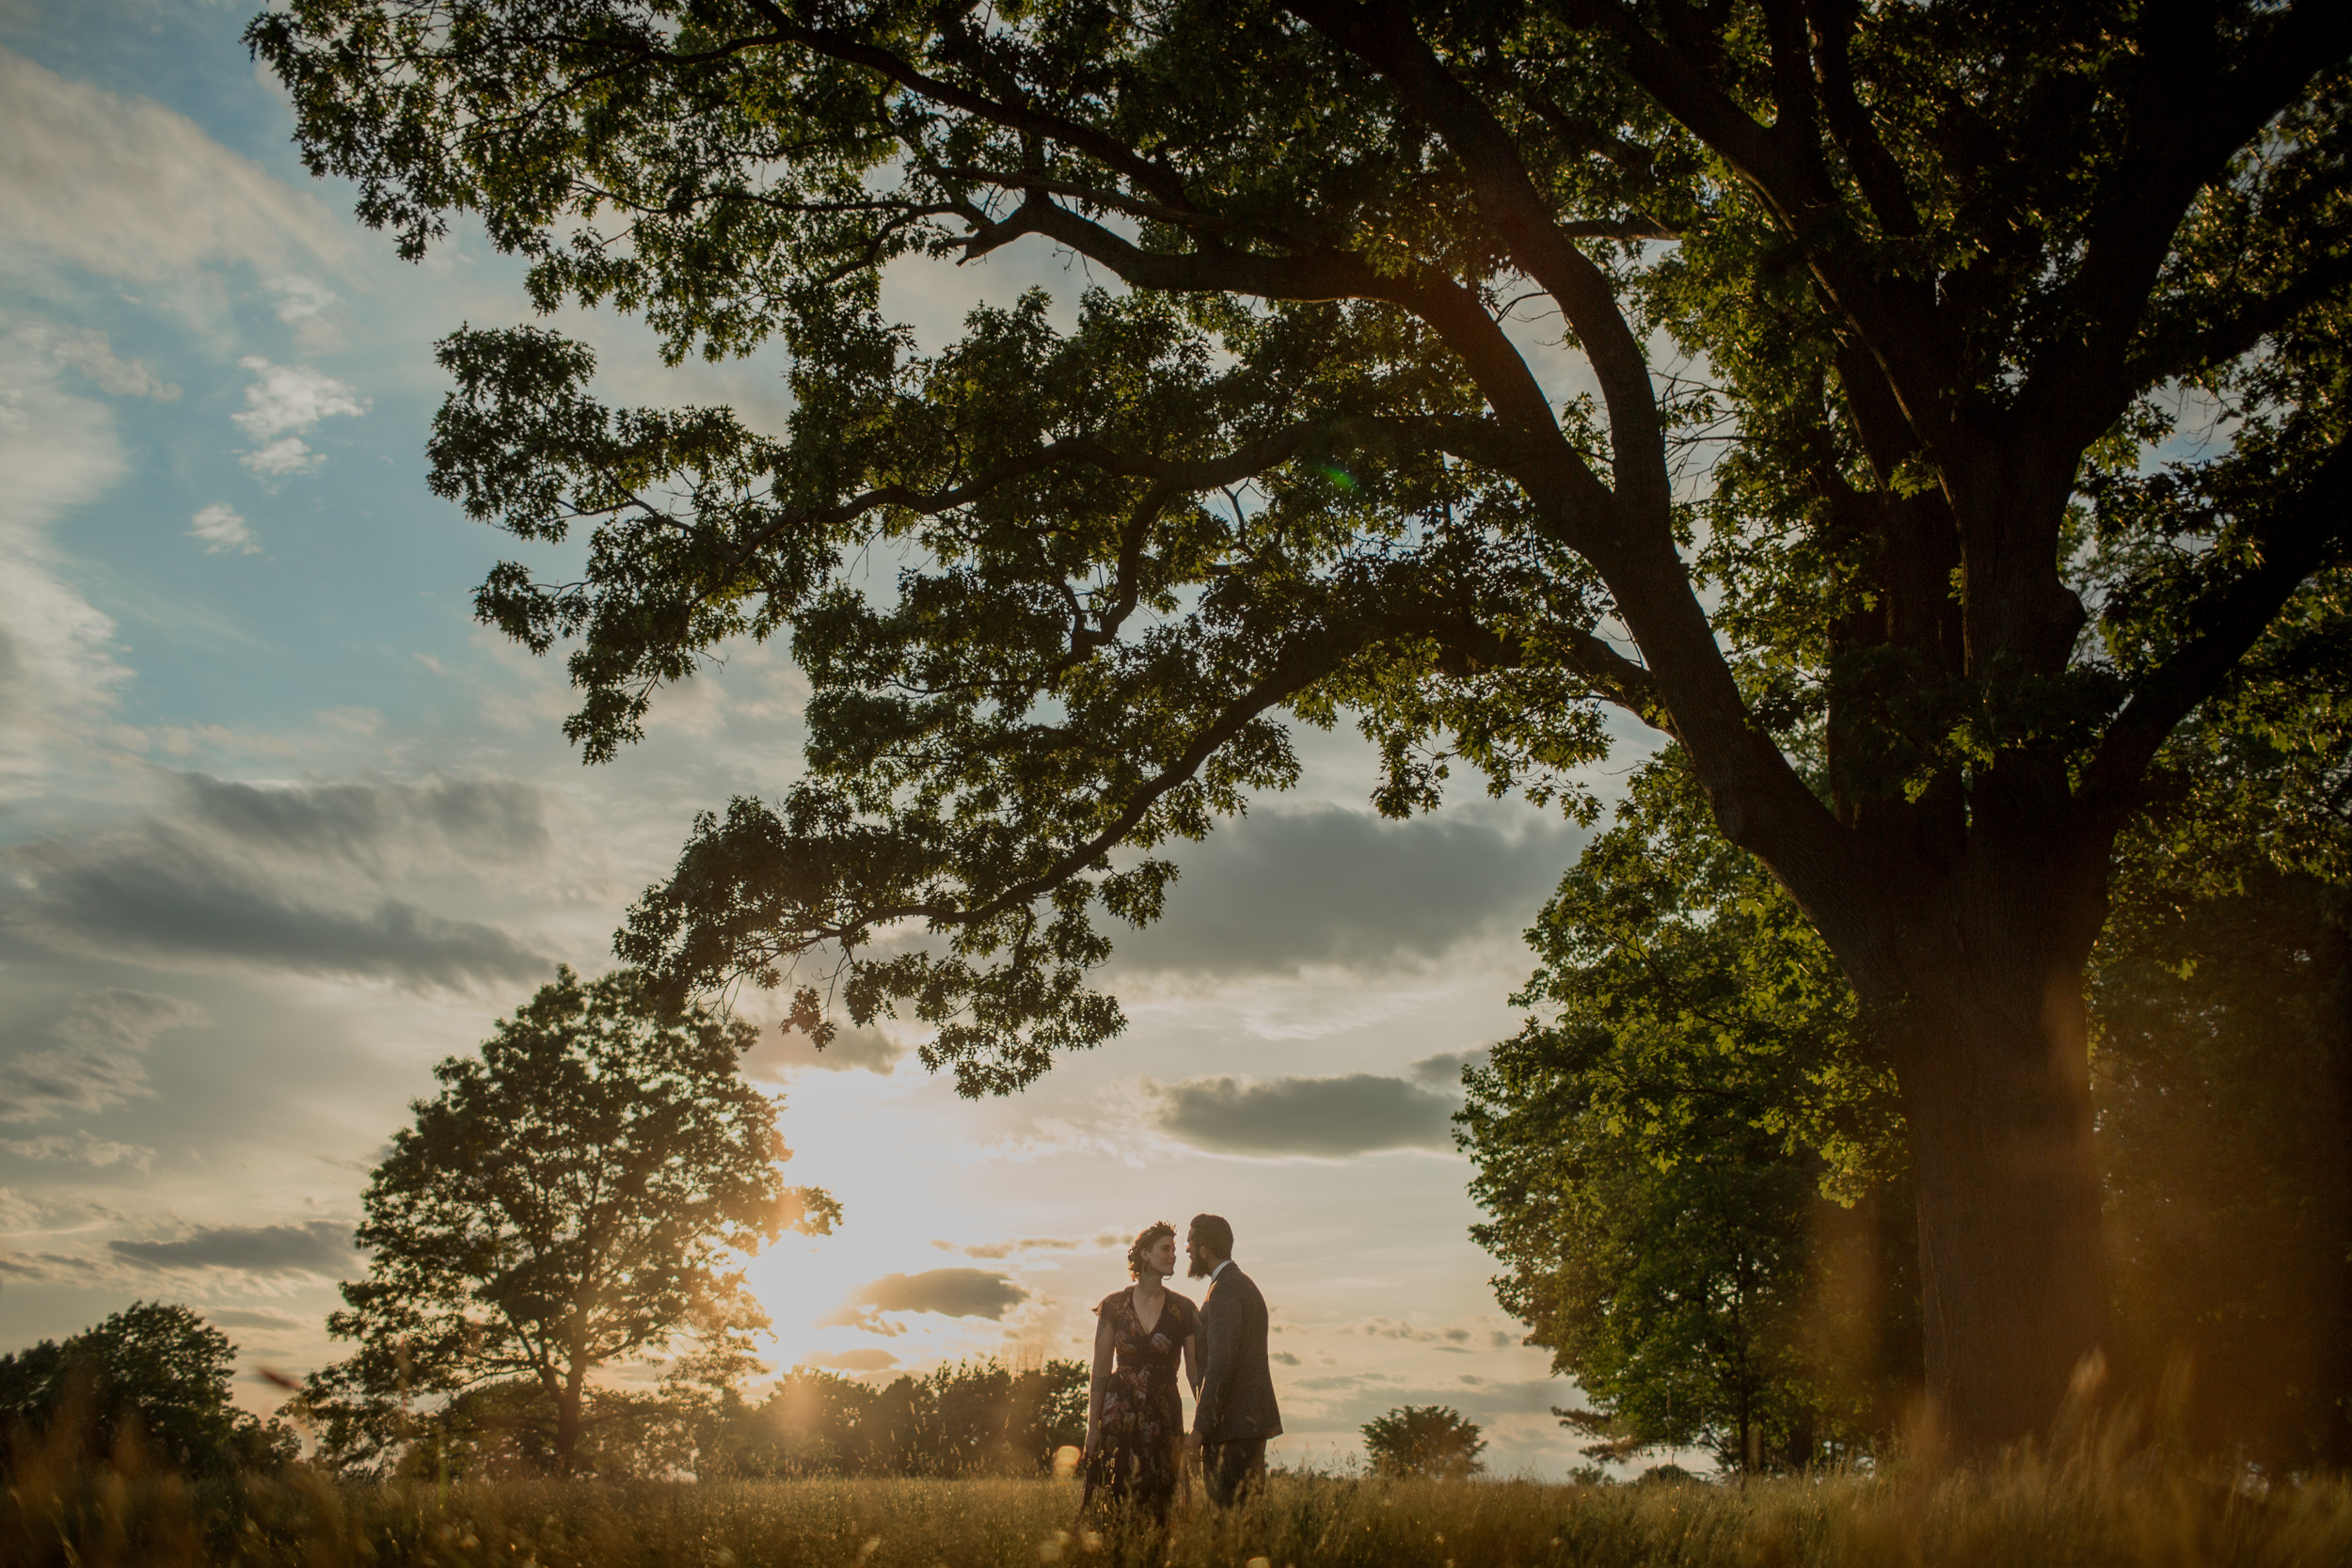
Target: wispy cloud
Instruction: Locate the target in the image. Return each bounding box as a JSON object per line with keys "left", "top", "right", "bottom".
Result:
{"left": 263, "top": 275, "right": 341, "bottom": 346}
{"left": 0, "top": 47, "right": 352, "bottom": 322}
{"left": 745, "top": 1021, "right": 906, "bottom": 1078}
{"left": 0, "top": 1131, "right": 157, "bottom": 1171}
{"left": 110, "top": 1219, "right": 356, "bottom": 1277}
{"left": 49, "top": 327, "right": 179, "bottom": 401}
{"left": 0, "top": 990, "right": 205, "bottom": 1125}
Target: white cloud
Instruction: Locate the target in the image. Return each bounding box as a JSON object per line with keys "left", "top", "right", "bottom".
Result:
{"left": 241, "top": 436, "right": 319, "bottom": 476}
{"left": 188, "top": 502, "right": 258, "bottom": 555}
{"left": 0, "top": 1186, "right": 39, "bottom": 1235}
{"left": 232, "top": 356, "right": 368, "bottom": 475}
{"left": 0, "top": 47, "right": 354, "bottom": 325}
{"left": 49, "top": 327, "right": 179, "bottom": 401}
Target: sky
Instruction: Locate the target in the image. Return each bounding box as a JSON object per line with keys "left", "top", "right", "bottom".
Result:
{"left": 0, "top": 0, "right": 1659, "bottom": 1478}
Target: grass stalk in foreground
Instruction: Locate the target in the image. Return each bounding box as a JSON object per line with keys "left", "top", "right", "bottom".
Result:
{"left": 4, "top": 1459, "right": 2349, "bottom": 1567}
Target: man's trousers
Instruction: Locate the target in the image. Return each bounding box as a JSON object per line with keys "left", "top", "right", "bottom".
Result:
{"left": 1202, "top": 1437, "right": 1266, "bottom": 1507}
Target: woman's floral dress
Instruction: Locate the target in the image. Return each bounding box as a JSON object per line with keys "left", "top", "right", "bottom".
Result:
{"left": 1086, "top": 1286, "right": 1199, "bottom": 1519}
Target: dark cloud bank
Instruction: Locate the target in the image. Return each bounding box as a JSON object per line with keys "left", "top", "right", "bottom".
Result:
{"left": 110, "top": 1220, "right": 357, "bottom": 1276}
{"left": 823, "top": 1268, "right": 1030, "bottom": 1333}
{"left": 2, "top": 773, "right": 552, "bottom": 990}
{"left": 1108, "top": 805, "right": 1577, "bottom": 976}
{"left": 1151, "top": 1052, "right": 1487, "bottom": 1159}
{"left": 170, "top": 772, "right": 551, "bottom": 871}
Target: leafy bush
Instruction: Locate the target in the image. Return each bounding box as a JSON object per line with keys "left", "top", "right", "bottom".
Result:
{"left": 1359, "top": 1406, "right": 1486, "bottom": 1481}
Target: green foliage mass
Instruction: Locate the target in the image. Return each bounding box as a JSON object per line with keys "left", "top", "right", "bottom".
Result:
{"left": 0, "top": 1302, "right": 296, "bottom": 1478}
{"left": 1468, "top": 728, "right": 2352, "bottom": 1472}
{"left": 1359, "top": 1404, "right": 1486, "bottom": 1480}
{"left": 304, "top": 966, "right": 837, "bottom": 1476}
{"left": 353, "top": 1358, "right": 1089, "bottom": 1481}
{"left": 1463, "top": 756, "right": 1916, "bottom": 1474}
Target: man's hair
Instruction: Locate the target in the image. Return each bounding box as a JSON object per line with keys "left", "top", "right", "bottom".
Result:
{"left": 1188, "top": 1213, "right": 1234, "bottom": 1259}
{"left": 1125, "top": 1221, "right": 1176, "bottom": 1281}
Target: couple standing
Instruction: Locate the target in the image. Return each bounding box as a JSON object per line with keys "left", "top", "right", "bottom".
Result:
{"left": 1082, "top": 1213, "right": 1280, "bottom": 1521}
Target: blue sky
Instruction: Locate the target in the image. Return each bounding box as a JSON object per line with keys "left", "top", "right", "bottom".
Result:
{"left": 0, "top": 0, "right": 1653, "bottom": 1477}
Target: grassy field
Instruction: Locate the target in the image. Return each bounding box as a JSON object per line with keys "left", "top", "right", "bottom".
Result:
{"left": 8, "top": 1458, "right": 2350, "bottom": 1568}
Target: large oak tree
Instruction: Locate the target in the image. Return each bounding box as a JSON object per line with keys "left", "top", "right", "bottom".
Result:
{"left": 251, "top": 0, "right": 2352, "bottom": 1447}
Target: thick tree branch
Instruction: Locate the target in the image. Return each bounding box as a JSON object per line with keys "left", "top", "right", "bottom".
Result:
{"left": 1294, "top": 0, "right": 1674, "bottom": 526}
{"left": 960, "top": 193, "right": 1623, "bottom": 536}
{"left": 1550, "top": 0, "right": 1957, "bottom": 454}
{"left": 739, "top": 0, "right": 1197, "bottom": 208}
{"left": 2124, "top": 253, "right": 2352, "bottom": 388}
{"left": 2081, "top": 436, "right": 2352, "bottom": 824}
{"left": 1801, "top": 0, "right": 1921, "bottom": 237}
{"left": 2023, "top": 0, "right": 2352, "bottom": 443}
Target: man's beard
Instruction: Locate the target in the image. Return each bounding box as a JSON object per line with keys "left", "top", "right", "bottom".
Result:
{"left": 1187, "top": 1253, "right": 1216, "bottom": 1278}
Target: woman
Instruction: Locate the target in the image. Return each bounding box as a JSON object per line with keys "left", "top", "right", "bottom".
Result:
{"left": 1082, "top": 1220, "right": 1200, "bottom": 1523}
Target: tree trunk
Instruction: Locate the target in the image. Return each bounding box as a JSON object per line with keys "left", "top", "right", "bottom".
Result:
{"left": 553, "top": 1371, "right": 586, "bottom": 1475}
{"left": 1871, "top": 887, "right": 2110, "bottom": 1451}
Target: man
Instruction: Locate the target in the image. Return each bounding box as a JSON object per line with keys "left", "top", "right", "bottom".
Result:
{"left": 1184, "top": 1213, "right": 1281, "bottom": 1506}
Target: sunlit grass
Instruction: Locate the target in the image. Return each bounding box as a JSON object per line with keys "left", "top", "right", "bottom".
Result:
{"left": 6, "top": 1456, "right": 2350, "bottom": 1567}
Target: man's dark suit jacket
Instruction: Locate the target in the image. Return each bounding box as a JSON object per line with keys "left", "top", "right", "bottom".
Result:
{"left": 1192, "top": 1261, "right": 1282, "bottom": 1443}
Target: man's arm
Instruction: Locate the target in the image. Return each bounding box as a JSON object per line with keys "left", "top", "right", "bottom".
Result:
{"left": 1192, "top": 1287, "right": 1236, "bottom": 1438}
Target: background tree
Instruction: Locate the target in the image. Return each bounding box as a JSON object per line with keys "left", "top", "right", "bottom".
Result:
{"left": 2094, "top": 872, "right": 2352, "bottom": 1472}
{"left": 1464, "top": 758, "right": 1916, "bottom": 1474}
{"left": 0, "top": 1302, "right": 295, "bottom": 1475}
{"left": 692, "top": 1359, "right": 1088, "bottom": 1478}
{"left": 304, "top": 966, "right": 838, "bottom": 1476}
{"left": 252, "top": 0, "right": 2352, "bottom": 1446}
{"left": 2085, "top": 681, "right": 2352, "bottom": 1471}
{"left": 1360, "top": 1405, "right": 1487, "bottom": 1480}
{"left": 1470, "top": 706, "right": 2352, "bottom": 1472}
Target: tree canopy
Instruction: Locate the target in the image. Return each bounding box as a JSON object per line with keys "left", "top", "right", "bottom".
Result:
{"left": 252, "top": 0, "right": 2352, "bottom": 1444}
{"left": 1360, "top": 1404, "right": 1488, "bottom": 1480}
{"left": 303, "top": 966, "right": 837, "bottom": 1475}
{"left": 1463, "top": 756, "right": 1916, "bottom": 1474}
{"left": 0, "top": 1302, "right": 295, "bottom": 1476}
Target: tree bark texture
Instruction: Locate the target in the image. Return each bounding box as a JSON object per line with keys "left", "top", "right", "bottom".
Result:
{"left": 1826, "top": 833, "right": 2114, "bottom": 1449}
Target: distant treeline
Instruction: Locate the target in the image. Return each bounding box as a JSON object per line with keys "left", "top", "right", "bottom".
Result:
{"left": 700, "top": 1360, "right": 1088, "bottom": 1479}
{"left": 379, "top": 1359, "right": 1089, "bottom": 1481}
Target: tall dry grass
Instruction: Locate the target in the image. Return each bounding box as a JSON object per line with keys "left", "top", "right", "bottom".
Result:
{"left": 6, "top": 1436, "right": 2349, "bottom": 1568}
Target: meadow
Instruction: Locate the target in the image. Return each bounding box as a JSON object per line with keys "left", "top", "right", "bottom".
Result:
{"left": 8, "top": 1453, "right": 2350, "bottom": 1568}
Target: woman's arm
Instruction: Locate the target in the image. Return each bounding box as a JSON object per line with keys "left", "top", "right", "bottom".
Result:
{"left": 1183, "top": 1331, "right": 1200, "bottom": 1401}
{"left": 1085, "top": 1308, "right": 1115, "bottom": 1453}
